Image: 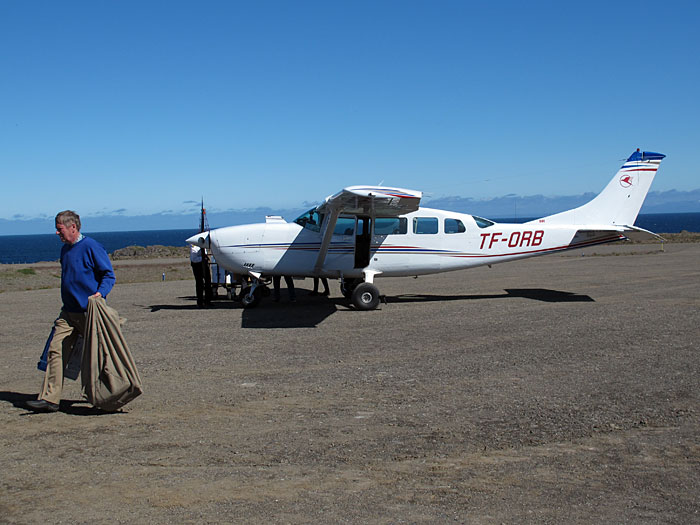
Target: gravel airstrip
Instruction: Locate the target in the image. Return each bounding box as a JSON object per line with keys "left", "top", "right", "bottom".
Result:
{"left": 1, "top": 242, "right": 698, "bottom": 524}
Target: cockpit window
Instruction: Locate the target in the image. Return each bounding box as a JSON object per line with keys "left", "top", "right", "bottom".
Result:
{"left": 473, "top": 216, "right": 495, "bottom": 228}
{"left": 294, "top": 208, "right": 324, "bottom": 232}
{"left": 374, "top": 217, "right": 407, "bottom": 235}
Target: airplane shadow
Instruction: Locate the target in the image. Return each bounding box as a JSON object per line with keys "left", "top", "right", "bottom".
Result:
{"left": 145, "top": 288, "right": 592, "bottom": 329}
{"left": 388, "top": 288, "right": 594, "bottom": 304}
{"left": 0, "top": 392, "right": 122, "bottom": 416}
{"left": 241, "top": 298, "right": 340, "bottom": 328}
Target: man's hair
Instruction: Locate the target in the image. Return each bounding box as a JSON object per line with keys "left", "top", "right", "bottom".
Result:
{"left": 55, "top": 210, "right": 81, "bottom": 231}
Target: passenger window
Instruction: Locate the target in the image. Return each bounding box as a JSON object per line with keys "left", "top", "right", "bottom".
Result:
{"left": 444, "top": 218, "right": 466, "bottom": 234}
{"left": 334, "top": 217, "right": 355, "bottom": 236}
{"left": 374, "top": 217, "right": 407, "bottom": 235}
{"left": 413, "top": 217, "right": 438, "bottom": 234}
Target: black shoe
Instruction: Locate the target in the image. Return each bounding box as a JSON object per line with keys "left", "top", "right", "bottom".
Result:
{"left": 26, "top": 399, "right": 59, "bottom": 412}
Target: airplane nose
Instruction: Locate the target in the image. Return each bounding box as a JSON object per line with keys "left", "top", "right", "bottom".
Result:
{"left": 186, "top": 231, "right": 210, "bottom": 248}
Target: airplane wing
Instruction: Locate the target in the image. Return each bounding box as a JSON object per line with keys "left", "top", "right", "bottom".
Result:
{"left": 313, "top": 186, "right": 422, "bottom": 274}
{"left": 317, "top": 185, "right": 422, "bottom": 216}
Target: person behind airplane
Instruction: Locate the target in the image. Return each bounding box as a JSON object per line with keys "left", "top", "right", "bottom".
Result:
{"left": 190, "top": 244, "right": 212, "bottom": 307}
{"left": 26, "top": 210, "right": 116, "bottom": 413}
{"left": 310, "top": 277, "right": 329, "bottom": 296}
{"left": 272, "top": 275, "right": 296, "bottom": 302}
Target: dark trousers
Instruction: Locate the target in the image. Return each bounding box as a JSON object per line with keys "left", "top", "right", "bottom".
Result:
{"left": 273, "top": 275, "right": 296, "bottom": 300}
{"left": 313, "top": 277, "right": 329, "bottom": 294}
{"left": 191, "top": 261, "right": 212, "bottom": 305}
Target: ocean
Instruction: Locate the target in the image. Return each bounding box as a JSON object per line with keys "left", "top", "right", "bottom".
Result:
{"left": 1, "top": 213, "right": 699, "bottom": 265}
{"left": 1, "top": 229, "right": 199, "bottom": 265}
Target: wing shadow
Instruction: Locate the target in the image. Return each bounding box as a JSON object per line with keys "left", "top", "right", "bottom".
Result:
{"left": 241, "top": 299, "right": 339, "bottom": 328}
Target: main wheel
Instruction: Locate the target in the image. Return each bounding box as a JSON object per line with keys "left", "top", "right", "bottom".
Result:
{"left": 351, "top": 283, "right": 380, "bottom": 310}
{"left": 240, "top": 286, "right": 262, "bottom": 308}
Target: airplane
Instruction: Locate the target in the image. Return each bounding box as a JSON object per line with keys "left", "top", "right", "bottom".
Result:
{"left": 187, "top": 148, "right": 665, "bottom": 310}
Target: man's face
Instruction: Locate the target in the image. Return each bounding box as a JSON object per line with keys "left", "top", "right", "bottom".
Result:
{"left": 56, "top": 221, "right": 79, "bottom": 244}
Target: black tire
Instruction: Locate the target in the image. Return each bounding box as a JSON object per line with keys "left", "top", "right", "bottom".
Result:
{"left": 351, "top": 283, "right": 380, "bottom": 310}
{"left": 240, "top": 286, "right": 262, "bottom": 308}
{"left": 340, "top": 278, "right": 358, "bottom": 299}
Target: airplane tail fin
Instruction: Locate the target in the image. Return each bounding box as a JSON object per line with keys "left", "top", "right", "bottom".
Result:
{"left": 532, "top": 149, "right": 665, "bottom": 227}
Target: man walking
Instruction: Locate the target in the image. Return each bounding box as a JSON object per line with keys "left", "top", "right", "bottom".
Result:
{"left": 26, "top": 211, "right": 116, "bottom": 412}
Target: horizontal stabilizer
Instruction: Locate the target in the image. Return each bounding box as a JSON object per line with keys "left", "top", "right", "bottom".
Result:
{"left": 569, "top": 224, "right": 663, "bottom": 248}
{"left": 617, "top": 225, "right": 665, "bottom": 242}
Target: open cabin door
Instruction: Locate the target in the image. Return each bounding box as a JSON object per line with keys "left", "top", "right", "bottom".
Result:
{"left": 355, "top": 216, "right": 371, "bottom": 268}
{"left": 313, "top": 185, "right": 422, "bottom": 276}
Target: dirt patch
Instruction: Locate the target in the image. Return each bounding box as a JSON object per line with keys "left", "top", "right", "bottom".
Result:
{"left": 1, "top": 243, "right": 698, "bottom": 523}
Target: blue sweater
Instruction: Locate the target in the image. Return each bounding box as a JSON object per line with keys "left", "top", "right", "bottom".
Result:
{"left": 60, "top": 236, "right": 116, "bottom": 312}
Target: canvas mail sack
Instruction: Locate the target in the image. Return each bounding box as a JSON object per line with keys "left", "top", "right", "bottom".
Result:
{"left": 81, "top": 296, "right": 143, "bottom": 411}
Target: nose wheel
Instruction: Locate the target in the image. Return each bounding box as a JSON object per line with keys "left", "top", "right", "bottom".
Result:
{"left": 240, "top": 286, "right": 262, "bottom": 307}
{"left": 240, "top": 280, "right": 270, "bottom": 308}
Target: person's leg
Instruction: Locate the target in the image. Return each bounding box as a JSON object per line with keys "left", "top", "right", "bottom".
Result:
{"left": 321, "top": 277, "right": 330, "bottom": 295}
{"left": 191, "top": 262, "right": 204, "bottom": 306}
{"left": 38, "top": 311, "right": 83, "bottom": 405}
{"left": 202, "top": 260, "right": 212, "bottom": 304}
{"left": 273, "top": 275, "right": 281, "bottom": 301}
{"left": 284, "top": 276, "right": 296, "bottom": 301}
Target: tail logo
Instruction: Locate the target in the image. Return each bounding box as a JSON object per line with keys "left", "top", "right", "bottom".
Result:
{"left": 619, "top": 174, "right": 634, "bottom": 188}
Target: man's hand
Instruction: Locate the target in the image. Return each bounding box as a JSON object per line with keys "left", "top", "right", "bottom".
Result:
{"left": 90, "top": 292, "right": 102, "bottom": 298}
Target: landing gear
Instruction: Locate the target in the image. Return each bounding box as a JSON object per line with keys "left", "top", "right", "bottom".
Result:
{"left": 340, "top": 278, "right": 358, "bottom": 299}
{"left": 240, "top": 280, "right": 271, "bottom": 308}
{"left": 351, "top": 282, "right": 380, "bottom": 310}
{"left": 240, "top": 285, "right": 262, "bottom": 308}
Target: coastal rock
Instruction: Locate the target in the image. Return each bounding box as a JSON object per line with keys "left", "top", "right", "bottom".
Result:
{"left": 110, "top": 244, "right": 189, "bottom": 260}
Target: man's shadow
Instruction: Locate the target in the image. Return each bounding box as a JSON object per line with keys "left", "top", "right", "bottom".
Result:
{"left": 0, "top": 391, "right": 122, "bottom": 416}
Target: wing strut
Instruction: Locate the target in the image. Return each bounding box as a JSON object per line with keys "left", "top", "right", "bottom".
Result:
{"left": 313, "top": 206, "right": 341, "bottom": 275}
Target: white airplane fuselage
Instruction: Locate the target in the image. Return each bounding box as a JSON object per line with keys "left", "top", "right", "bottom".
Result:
{"left": 189, "top": 149, "right": 664, "bottom": 309}
{"left": 204, "top": 207, "right": 619, "bottom": 281}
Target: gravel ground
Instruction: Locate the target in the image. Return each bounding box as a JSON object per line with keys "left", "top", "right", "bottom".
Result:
{"left": 0, "top": 243, "right": 698, "bottom": 524}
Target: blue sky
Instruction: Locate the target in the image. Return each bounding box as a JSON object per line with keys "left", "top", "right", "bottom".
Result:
{"left": 2, "top": 0, "right": 699, "bottom": 224}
